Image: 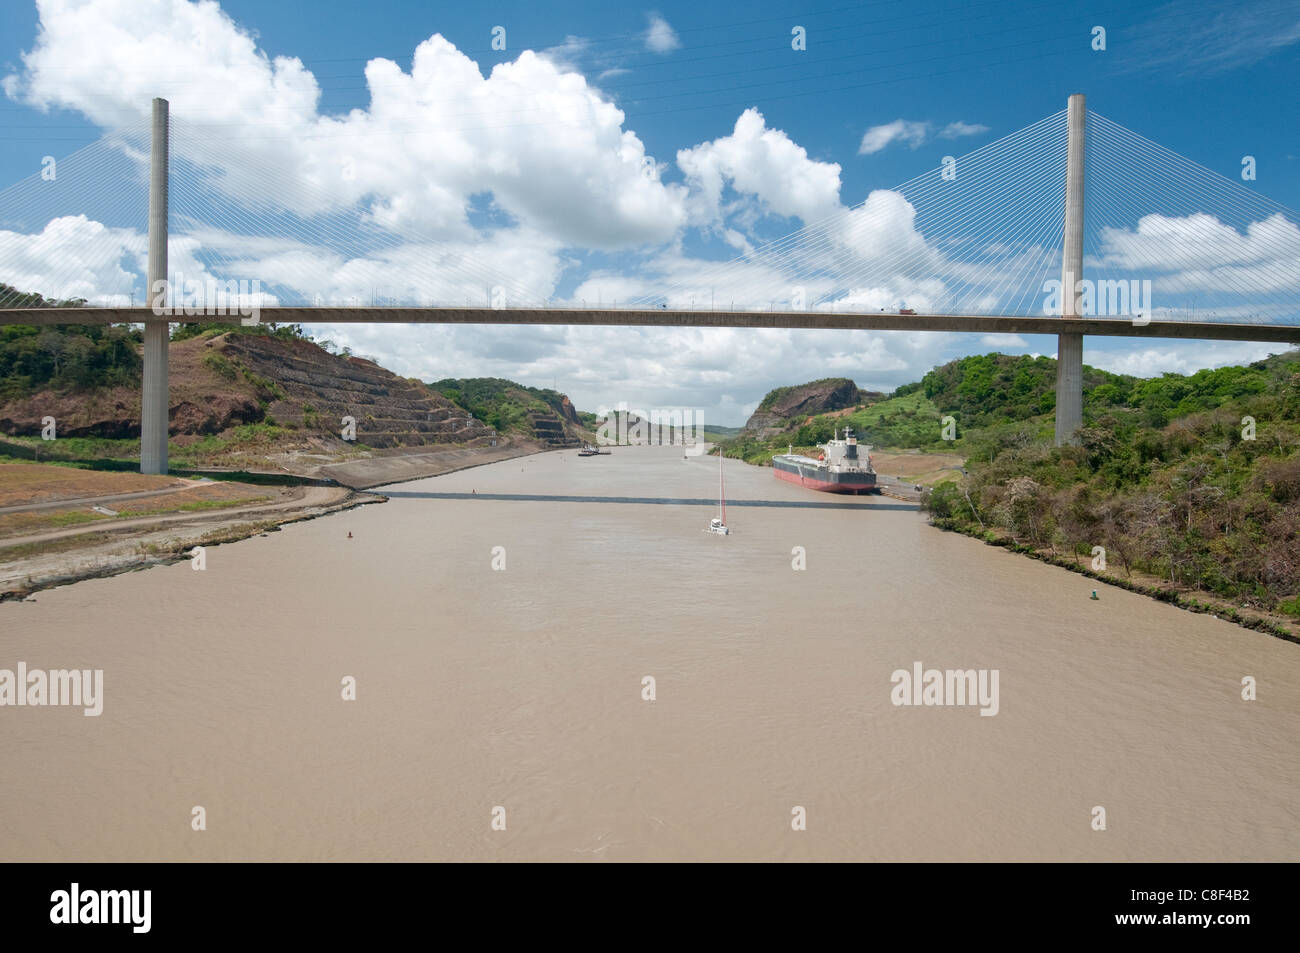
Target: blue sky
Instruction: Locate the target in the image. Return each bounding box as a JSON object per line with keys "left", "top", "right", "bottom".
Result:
{"left": 1, "top": 0, "right": 1298, "bottom": 423}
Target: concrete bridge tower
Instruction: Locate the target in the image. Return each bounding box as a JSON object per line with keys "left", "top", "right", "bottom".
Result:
{"left": 1055, "top": 93, "right": 1086, "bottom": 446}
{"left": 140, "top": 97, "right": 169, "bottom": 474}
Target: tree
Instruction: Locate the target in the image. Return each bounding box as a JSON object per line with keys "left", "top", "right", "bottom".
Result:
{"left": 36, "top": 328, "right": 65, "bottom": 376}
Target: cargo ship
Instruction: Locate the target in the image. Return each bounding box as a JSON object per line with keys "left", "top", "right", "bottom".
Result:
{"left": 772, "top": 428, "right": 879, "bottom": 494}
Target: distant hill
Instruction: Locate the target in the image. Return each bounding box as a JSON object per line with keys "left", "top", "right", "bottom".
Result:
{"left": 701, "top": 424, "right": 745, "bottom": 438}
{"left": 901, "top": 350, "right": 1271, "bottom": 431}
{"left": 743, "top": 377, "right": 884, "bottom": 437}
{"left": 732, "top": 352, "right": 1295, "bottom": 459}
{"left": 429, "top": 377, "right": 590, "bottom": 447}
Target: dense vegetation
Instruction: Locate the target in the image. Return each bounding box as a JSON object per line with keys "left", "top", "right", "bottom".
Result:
{"left": 730, "top": 353, "right": 1289, "bottom": 460}
{"left": 0, "top": 318, "right": 312, "bottom": 402}
{"left": 0, "top": 283, "right": 143, "bottom": 397}
{"left": 913, "top": 352, "right": 1272, "bottom": 432}
{"left": 922, "top": 354, "right": 1300, "bottom": 617}
{"left": 0, "top": 285, "right": 307, "bottom": 399}
{"left": 430, "top": 377, "right": 575, "bottom": 435}
{"left": 0, "top": 323, "right": 143, "bottom": 398}
{"left": 726, "top": 389, "right": 943, "bottom": 463}
{"left": 171, "top": 322, "right": 312, "bottom": 344}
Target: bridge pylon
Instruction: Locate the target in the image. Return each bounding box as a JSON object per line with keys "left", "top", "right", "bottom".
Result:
{"left": 140, "top": 97, "right": 169, "bottom": 474}
{"left": 1054, "top": 93, "right": 1086, "bottom": 447}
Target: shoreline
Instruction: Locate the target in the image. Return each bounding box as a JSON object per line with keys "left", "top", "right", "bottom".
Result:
{"left": 729, "top": 455, "right": 1297, "bottom": 645}
{"left": 0, "top": 488, "right": 381, "bottom": 603}
{"left": 0, "top": 440, "right": 555, "bottom": 601}
{"left": 930, "top": 516, "right": 1300, "bottom": 646}
{"left": 317, "top": 439, "right": 553, "bottom": 489}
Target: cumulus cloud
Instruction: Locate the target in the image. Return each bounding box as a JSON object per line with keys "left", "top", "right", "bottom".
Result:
{"left": 1096, "top": 212, "right": 1300, "bottom": 294}
{"left": 645, "top": 14, "right": 681, "bottom": 54}
{"left": 980, "top": 333, "right": 1027, "bottom": 348}
{"left": 0, "top": 215, "right": 144, "bottom": 305}
{"left": 1084, "top": 341, "right": 1282, "bottom": 378}
{"left": 677, "top": 108, "right": 842, "bottom": 226}
{"left": 0, "top": 1, "right": 979, "bottom": 325}
{"left": 5, "top": 1, "right": 688, "bottom": 252}
{"left": 836, "top": 191, "right": 924, "bottom": 258}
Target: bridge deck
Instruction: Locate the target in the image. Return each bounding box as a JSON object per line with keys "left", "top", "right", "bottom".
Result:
{"left": 0, "top": 307, "right": 1296, "bottom": 343}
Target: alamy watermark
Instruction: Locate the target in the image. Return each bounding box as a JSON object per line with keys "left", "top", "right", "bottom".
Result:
{"left": 1043, "top": 277, "right": 1153, "bottom": 325}
{"left": 890, "top": 661, "right": 999, "bottom": 716}
{"left": 596, "top": 402, "right": 706, "bottom": 454}
{"left": 1, "top": 662, "right": 103, "bottom": 716}
{"left": 151, "top": 271, "right": 264, "bottom": 325}
{"left": 49, "top": 883, "right": 150, "bottom": 933}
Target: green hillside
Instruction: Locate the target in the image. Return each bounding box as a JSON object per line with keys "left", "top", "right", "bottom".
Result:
{"left": 0, "top": 323, "right": 143, "bottom": 398}
{"left": 728, "top": 353, "right": 1289, "bottom": 461}
{"left": 430, "top": 377, "right": 584, "bottom": 438}
{"left": 925, "top": 352, "right": 1300, "bottom": 617}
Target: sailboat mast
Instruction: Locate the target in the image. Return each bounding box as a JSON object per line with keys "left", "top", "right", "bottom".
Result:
{"left": 719, "top": 449, "right": 726, "bottom": 524}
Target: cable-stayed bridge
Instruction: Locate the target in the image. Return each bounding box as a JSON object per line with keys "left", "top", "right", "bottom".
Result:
{"left": 1, "top": 95, "right": 1297, "bottom": 473}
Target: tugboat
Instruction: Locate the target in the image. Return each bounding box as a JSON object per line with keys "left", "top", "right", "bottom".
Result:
{"left": 772, "top": 428, "right": 879, "bottom": 494}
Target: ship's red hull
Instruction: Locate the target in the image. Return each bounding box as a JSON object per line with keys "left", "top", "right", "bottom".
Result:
{"left": 773, "top": 466, "right": 880, "bottom": 494}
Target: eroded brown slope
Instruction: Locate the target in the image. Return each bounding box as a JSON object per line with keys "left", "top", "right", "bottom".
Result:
{"left": 0, "top": 331, "right": 496, "bottom": 451}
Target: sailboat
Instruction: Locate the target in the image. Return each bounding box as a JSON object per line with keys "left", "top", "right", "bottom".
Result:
{"left": 706, "top": 447, "right": 730, "bottom": 535}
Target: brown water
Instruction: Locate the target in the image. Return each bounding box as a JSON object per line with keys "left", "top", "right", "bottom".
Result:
{"left": 2, "top": 445, "right": 1298, "bottom": 861}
